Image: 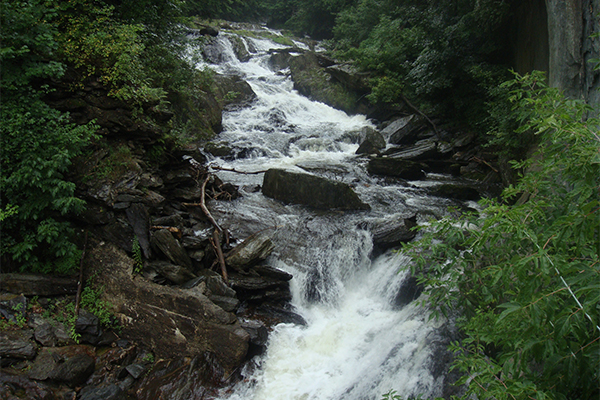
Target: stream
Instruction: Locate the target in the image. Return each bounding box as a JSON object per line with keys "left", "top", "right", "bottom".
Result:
{"left": 195, "top": 26, "right": 461, "bottom": 400}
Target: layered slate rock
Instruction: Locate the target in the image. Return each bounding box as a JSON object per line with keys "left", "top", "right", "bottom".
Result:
{"left": 225, "top": 230, "right": 276, "bottom": 271}
{"left": 360, "top": 214, "right": 418, "bottom": 250}
{"left": 262, "top": 169, "right": 370, "bottom": 211}
{"left": 87, "top": 240, "right": 249, "bottom": 374}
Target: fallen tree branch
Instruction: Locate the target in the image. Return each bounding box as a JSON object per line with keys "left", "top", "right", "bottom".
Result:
{"left": 212, "top": 229, "right": 228, "bottom": 283}
{"left": 185, "top": 173, "right": 229, "bottom": 283}
{"left": 471, "top": 156, "right": 499, "bottom": 173}
{"left": 399, "top": 93, "right": 441, "bottom": 139}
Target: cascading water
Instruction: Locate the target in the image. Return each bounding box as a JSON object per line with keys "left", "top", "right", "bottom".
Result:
{"left": 194, "top": 27, "right": 458, "bottom": 400}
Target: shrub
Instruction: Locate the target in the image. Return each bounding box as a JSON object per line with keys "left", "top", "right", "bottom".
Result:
{"left": 404, "top": 73, "right": 600, "bottom": 399}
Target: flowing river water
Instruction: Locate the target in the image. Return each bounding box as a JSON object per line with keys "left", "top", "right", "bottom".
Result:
{"left": 194, "top": 27, "right": 462, "bottom": 400}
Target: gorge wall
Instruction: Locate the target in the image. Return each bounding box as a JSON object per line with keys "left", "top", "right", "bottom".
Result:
{"left": 511, "top": 0, "right": 599, "bottom": 111}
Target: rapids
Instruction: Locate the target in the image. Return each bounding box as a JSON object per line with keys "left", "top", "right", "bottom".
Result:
{"left": 195, "top": 27, "right": 459, "bottom": 400}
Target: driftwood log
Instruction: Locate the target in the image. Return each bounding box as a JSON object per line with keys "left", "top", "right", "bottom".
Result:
{"left": 183, "top": 160, "right": 229, "bottom": 283}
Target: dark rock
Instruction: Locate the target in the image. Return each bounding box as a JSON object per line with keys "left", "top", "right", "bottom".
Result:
{"left": 0, "top": 330, "right": 37, "bottom": 361}
{"left": 204, "top": 141, "right": 234, "bottom": 158}
{"left": 289, "top": 52, "right": 360, "bottom": 114}
{"left": 268, "top": 51, "right": 292, "bottom": 71}
{"left": 153, "top": 214, "right": 185, "bottom": 229}
{"left": 0, "top": 293, "right": 27, "bottom": 323}
{"left": 80, "top": 384, "right": 126, "bottom": 400}
{"left": 263, "top": 168, "right": 370, "bottom": 211}
{"left": 384, "top": 138, "right": 439, "bottom": 160}
{"left": 0, "top": 372, "right": 54, "bottom": 400}
{"left": 383, "top": 115, "right": 427, "bottom": 145}
{"left": 182, "top": 234, "right": 211, "bottom": 250}
{"left": 394, "top": 275, "right": 424, "bottom": 308}
{"left": 240, "top": 319, "right": 268, "bottom": 357}
{"left": 240, "top": 320, "right": 268, "bottom": 347}
{"left": 229, "top": 272, "right": 292, "bottom": 304}
{"left": 208, "top": 295, "right": 239, "bottom": 312}
{"left": 148, "top": 261, "right": 197, "bottom": 285}
{"left": 33, "top": 321, "right": 58, "bottom": 347}
{"left": 430, "top": 184, "right": 481, "bottom": 201}
{"left": 198, "top": 24, "right": 219, "bottom": 37}
{"left": 355, "top": 126, "right": 386, "bottom": 155}
{"left": 0, "top": 274, "right": 78, "bottom": 296}
{"left": 49, "top": 353, "right": 95, "bottom": 386}
{"left": 362, "top": 214, "right": 418, "bottom": 250}
{"left": 77, "top": 202, "right": 114, "bottom": 225}
{"left": 135, "top": 353, "right": 225, "bottom": 400}
{"left": 75, "top": 309, "right": 103, "bottom": 345}
{"left": 95, "top": 216, "right": 135, "bottom": 253}
{"left": 214, "top": 74, "right": 257, "bottom": 108}
{"left": 253, "top": 265, "right": 293, "bottom": 281}
{"left": 203, "top": 275, "right": 237, "bottom": 298}
{"left": 126, "top": 203, "right": 151, "bottom": 258}
{"left": 225, "top": 230, "right": 276, "bottom": 271}
{"left": 125, "top": 363, "right": 146, "bottom": 379}
{"left": 367, "top": 157, "right": 428, "bottom": 180}
{"left": 151, "top": 229, "right": 193, "bottom": 269}
{"left": 228, "top": 35, "right": 250, "bottom": 62}
{"left": 229, "top": 274, "right": 289, "bottom": 292}
{"left": 325, "top": 63, "right": 370, "bottom": 93}
{"left": 254, "top": 305, "right": 307, "bottom": 326}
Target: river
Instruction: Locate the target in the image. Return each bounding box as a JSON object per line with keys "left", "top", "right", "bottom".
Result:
{"left": 194, "top": 26, "right": 459, "bottom": 400}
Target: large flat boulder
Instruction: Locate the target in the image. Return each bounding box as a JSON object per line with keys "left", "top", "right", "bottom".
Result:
{"left": 86, "top": 240, "right": 249, "bottom": 374}
{"left": 262, "top": 169, "right": 370, "bottom": 211}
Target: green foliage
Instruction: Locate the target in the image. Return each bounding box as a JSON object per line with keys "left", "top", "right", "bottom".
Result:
{"left": 1, "top": 93, "right": 97, "bottom": 273}
{"left": 404, "top": 73, "right": 600, "bottom": 399}
{"left": 132, "top": 236, "right": 144, "bottom": 274}
{"left": 81, "top": 285, "right": 117, "bottom": 329}
{"left": 332, "top": 0, "right": 512, "bottom": 125}
{"left": 142, "top": 352, "right": 155, "bottom": 363}
{"left": 183, "top": 0, "right": 264, "bottom": 21}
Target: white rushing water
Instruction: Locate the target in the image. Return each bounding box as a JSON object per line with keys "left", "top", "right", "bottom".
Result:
{"left": 196, "top": 28, "right": 453, "bottom": 400}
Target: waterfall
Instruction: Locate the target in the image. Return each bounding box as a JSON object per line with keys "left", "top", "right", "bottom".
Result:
{"left": 196, "top": 27, "right": 455, "bottom": 400}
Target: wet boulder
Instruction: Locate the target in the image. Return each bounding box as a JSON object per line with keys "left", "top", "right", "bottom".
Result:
{"left": 383, "top": 115, "right": 428, "bottom": 145}
{"left": 367, "top": 157, "right": 428, "bottom": 180}
{"left": 262, "top": 168, "right": 370, "bottom": 211}
{"left": 151, "top": 229, "right": 193, "bottom": 270}
{"left": 360, "top": 214, "right": 418, "bottom": 250}
{"left": 288, "top": 52, "right": 361, "bottom": 114}
{"left": 214, "top": 74, "right": 257, "bottom": 108}
{"left": 0, "top": 329, "right": 37, "bottom": 364}
{"left": 355, "top": 126, "right": 386, "bottom": 155}
{"left": 49, "top": 353, "right": 96, "bottom": 386}
{"left": 225, "top": 230, "right": 276, "bottom": 271}
{"left": 429, "top": 184, "right": 481, "bottom": 201}
{"left": 0, "top": 372, "right": 54, "bottom": 400}
{"left": 79, "top": 384, "right": 126, "bottom": 400}
{"left": 383, "top": 138, "right": 439, "bottom": 160}
{"left": 146, "top": 261, "right": 197, "bottom": 285}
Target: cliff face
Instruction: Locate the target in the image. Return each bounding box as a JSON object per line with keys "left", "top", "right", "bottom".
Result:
{"left": 511, "top": 0, "right": 599, "bottom": 111}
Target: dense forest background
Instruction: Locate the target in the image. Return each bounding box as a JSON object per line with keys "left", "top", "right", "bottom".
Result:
{"left": 2, "top": 0, "right": 598, "bottom": 399}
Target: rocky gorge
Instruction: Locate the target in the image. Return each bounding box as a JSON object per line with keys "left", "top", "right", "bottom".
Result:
{"left": 0, "top": 23, "right": 506, "bottom": 400}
